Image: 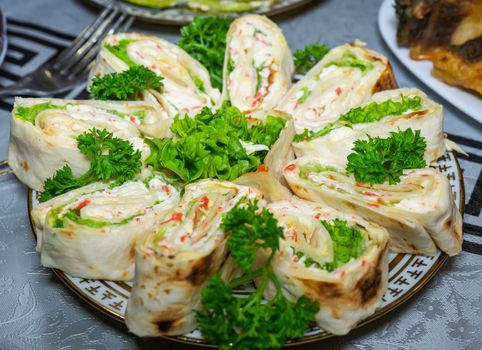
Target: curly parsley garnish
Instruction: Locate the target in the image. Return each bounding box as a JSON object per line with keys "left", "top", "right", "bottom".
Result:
{"left": 39, "top": 129, "right": 141, "bottom": 202}
{"left": 178, "top": 16, "right": 232, "bottom": 90}
{"left": 196, "top": 199, "right": 318, "bottom": 350}
{"left": 346, "top": 128, "right": 427, "bottom": 185}
{"left": 294, "top": 43, "right": 330, "bottom": 75}
{"left": 90, "top": 65, "right": 163, "bottom": 101}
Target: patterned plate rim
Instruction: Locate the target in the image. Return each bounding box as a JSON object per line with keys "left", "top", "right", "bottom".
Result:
{"left": 26, "top": 152, "right": 464, "bottom": 347}
{"left": 81, "top": 0, "right": 315, "bottom": 25}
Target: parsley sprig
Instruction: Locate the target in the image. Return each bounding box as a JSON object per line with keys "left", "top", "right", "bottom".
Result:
{"left": 39, "top": 129, "right": 142, "bottom": 202}
{"left": 90, "top": 65, "right": 163, "bottom": 101}
{"left": 178, "top": 17, "right": 232, "bottom": 90}
{"left": 346, "top": 128, "right": 427, "bottom": 185}
{"left": 294, "top": 43, "right": 330, "bottom": 75}
{"left": 196, "top": 199, "right": 319, "bottom": 350}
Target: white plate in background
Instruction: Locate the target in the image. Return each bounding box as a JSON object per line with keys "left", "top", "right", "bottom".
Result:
{"left": 378, "top": 0, "right": 482, "bottom": 124}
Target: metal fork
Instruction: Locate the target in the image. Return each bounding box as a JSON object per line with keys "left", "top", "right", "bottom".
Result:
{"left": 0, "top": 4, "right": 134, "bottom": 99}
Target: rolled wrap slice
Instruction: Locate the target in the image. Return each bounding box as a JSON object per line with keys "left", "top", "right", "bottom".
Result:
{"left": 92, "top": 33, "right": 220, "bottom": 118}
{"left": 235, "top": 109, "right": 295, "bottom": 202}
{"left": 30, "top": 168, "right": 181, "bottom": 280}
{"left": 8, "top": 98, "right": 152, "bottom": 191}
{"left": 283, "top": 156, "right": 463, "bottom": 256}
{"left": 265, "top": 198, "right": 389, "bottom": 335}
{"left": 276, "top": 41, "right": 397, "bottom": 133}
{"left": 221, "top": 15, "right": 294, "bottom": 113}
{"left": 126, "top": 180, "right": 262, "bottom": 336}
{"left": 293, "top": 88, "right": 446, "bottom": 167}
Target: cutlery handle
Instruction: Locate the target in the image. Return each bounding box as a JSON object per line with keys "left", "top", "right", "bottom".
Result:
{"left": 0, "top": 86, "right": 38, "bottom": 99}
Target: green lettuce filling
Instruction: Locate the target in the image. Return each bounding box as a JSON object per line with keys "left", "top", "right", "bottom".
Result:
{"left": 63, "top": 209, "right": 140, "bottom": 228}
{"left": 103, "top": 108, "right": 147, "bottom": 121}
{"left": 299, "top": 162, "right": 338, "bottom": 180}
{"left": 298, "top": 86, "right": 312, "bottom": 104}
{"left": 294, "top": 123, "right": 336, "bottom": 143}
{"left": 339, "top": 95, "right": 423, "bottom": 124}
{"left": 49, "top": 206, "right": 142, "bottom": 229}
{"left": 291, "top": 219, "right": 366, "bottom": 272}
{"left": 105, "top": 39, "right": 138, "bottom": 67}
{"left": 145, "top": 102, "right": 286, "bottom": 183}
{"left": 325, "top": 51, "right": 374, "bottom": 73}
{"left": 192, "top": 75, "right": 206, "bottom": 93}
{"left": 15, "top": 103, "right": 66, "bottom": 124}
{"left": 294, "top": 95, "right": 423, "bottom": 142}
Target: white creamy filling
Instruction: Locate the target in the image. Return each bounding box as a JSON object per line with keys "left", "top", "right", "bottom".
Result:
{"left": 227, "top": 21, "right": 276, "bottom": 108}
{"left": 63, "top": 179, "right": 173, "bottom": 222}
{"left": 240, "top": 140, "right": 270, "bottom": 154}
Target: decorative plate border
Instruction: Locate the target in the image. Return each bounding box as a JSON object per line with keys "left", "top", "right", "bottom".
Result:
{"left": 27, "top": 151, "right": 465, "bottom": 346}
{"left": 81, "top": 0, "right": 315, "bottom": 25}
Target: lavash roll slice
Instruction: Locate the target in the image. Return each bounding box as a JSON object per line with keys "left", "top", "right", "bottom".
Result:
{"left": 234, "top": 109, "right": 295, "bottom": 202}
{"left": 221, "top": 15, "right": 294, "bottom": 113}
{"left": 283, "top": 156, "right": 463, "bottom": 256}
{"left": 293, "top": 88, "right": 446, "bottom": 167}
{"left": 91, "top": 33, "right": 220, "bottom": 118}
{"left": 125, "top": 180, "right": 262, "bottom": 337}
{"left": 30, "top": 168, "right": 181, "bottom": 280}
{"left": 276, "top": 41, "right": 397, "bottom": 133}
{"left": 265, "top": 198, "right": 389, "bottom": 335}
{"left": 8, "top": 98, "right": 153, "bottom": 191}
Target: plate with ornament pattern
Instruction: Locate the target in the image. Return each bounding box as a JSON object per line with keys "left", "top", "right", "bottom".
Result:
{"left": 28, "top": 151, "right": 464, "bottom": 347}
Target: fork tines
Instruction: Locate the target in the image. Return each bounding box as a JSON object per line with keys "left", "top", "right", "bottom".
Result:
{"left": 52, "top": 3, "right": 134, "bottom": 78}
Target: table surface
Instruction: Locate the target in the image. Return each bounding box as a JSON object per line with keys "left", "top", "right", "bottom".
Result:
{"left": 1, "top": 0, "right": 481, "bottom": 349}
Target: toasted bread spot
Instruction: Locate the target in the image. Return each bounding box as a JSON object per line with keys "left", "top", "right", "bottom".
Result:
{"left": 372, "top": 63, "right": 398, "bottom": 93}
{"left": 20, "top": 161, "right": 29, "bottom": 171}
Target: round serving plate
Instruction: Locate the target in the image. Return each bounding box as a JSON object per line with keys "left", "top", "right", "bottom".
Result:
{"left": 82, "top": 0, "right": 314, "bottom": 25}
{"left": 28, "top": 151, "right": 464, "bottom": 347}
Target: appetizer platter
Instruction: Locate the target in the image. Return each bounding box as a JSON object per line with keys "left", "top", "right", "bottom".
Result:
{"left": 378, "top": 0, "right": 482, "bottom": 124}
{"left": 10, "top": 13, "right": 465, "bottom": 349}
{"left": 83, "top": 0, "right": 314, "bottom": 24}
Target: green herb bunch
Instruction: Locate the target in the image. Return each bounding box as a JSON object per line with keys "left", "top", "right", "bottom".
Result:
{"left": 145, "top": 102, "right": 285, "bottom": 183}
{"left": 196, "top": 199, "right": 319, "bottom": 350}
{"left": 346, "top": 128, "right": 427, "bottom": 185}
{"left": 39, "top": 129, "right": 142, "bottom": 202}
{"left": 294, "top": 43, "right": 330, "bottom": 75}
{"left": 90, "top": 65, "right": 163, "bottom": 101}
{"left": 178, "top": 16, "right": 232, "bottom": 90}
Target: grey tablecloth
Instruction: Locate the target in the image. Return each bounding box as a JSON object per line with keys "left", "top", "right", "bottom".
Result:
{"left": 1, "top": 0, "right": 481, "bottom": 349}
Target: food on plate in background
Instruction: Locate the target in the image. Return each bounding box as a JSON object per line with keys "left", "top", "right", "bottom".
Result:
{"left": 125, "top": 180, "right": 261, "bottom": 336}
{"left": 31, "top": 168, "right": 181, "bottom": 280}
{"left": 222, "top": 15, "right": 294, "bottom": 113}
{"left": 91, "top": 33, "right": 220, "bottom": 117}
{"left": 8, "top": 98, "right": 157, "bottom": 191}
{"left": 292, "top": 88, "right": 446, "bottom": 167}
{"left": 124, "top": 0, "right": 278, "bottom": 12}
{"left": 276, "top": 41, "right": 397, "bottom": 133}
{"left": 266, "top": 198, "right": 389, "bottom": 335}
{"left": 395, "top": 0, "right": 482, "bottom": 95}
